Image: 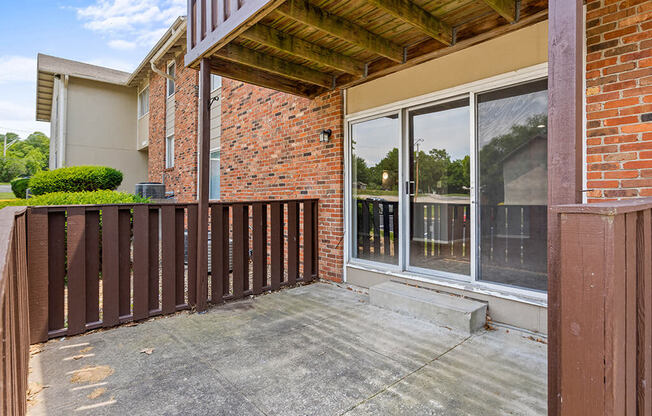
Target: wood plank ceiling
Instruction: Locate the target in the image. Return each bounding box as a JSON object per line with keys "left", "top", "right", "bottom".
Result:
{"left": 193, "top": 0, "right": 548, "bottom": 98}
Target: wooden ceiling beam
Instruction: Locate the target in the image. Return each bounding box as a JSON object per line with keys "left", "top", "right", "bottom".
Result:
{"left": 276, "top": 0, "right": 404, "bottom": 62}
{"left": 215, "top": 42, "right": 334, "bottom": 88}
{"left": 242, "top": 24, "right": 365, "bottom": 75}
{"left": 365, "top": 0, "right": 452, "bottom": 45}
{"left": 481, "top": 0, "right": 517, "bottom": 23}
{"left": 208, "top": 57, "right": 326, "bottom": 98}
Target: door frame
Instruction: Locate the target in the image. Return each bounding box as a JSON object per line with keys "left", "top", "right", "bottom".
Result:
{"left": 343, "top": 63, "right": 549, "bottom": 302}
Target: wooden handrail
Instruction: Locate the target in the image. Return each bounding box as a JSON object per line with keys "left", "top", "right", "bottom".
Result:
{"left": 0, "top": 206, "right": 29, "bottom": 416}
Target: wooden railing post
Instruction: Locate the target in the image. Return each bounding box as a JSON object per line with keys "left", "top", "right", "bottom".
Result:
{"left": 26, "top": 207, "right": 48, "bottom": 344}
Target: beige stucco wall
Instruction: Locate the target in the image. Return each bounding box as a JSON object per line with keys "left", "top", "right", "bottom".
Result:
{"left": 346, "top": 20, "right": 549, "bottom": 114}
{"left": 65, "top": 77, "right": 147, "bottom": 193}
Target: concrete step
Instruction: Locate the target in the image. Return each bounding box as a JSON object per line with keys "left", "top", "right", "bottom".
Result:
{"left": 369, "top": 281, "right": 487, "bottom": 334}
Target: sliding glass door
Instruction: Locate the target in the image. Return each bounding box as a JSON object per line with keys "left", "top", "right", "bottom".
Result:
{"left": 407, "top": 99, "right": 471, "bottom": 277}
{"left": 476, "top": 79, "right": 548, "bottom": 291}
{"left": 348, "top": 75, "right": 548, "bottom": 294}
{"left": 351, "top": 114, "right": 400, "bottom": 265}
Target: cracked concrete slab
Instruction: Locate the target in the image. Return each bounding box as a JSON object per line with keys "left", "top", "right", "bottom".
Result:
{"left": 28, "top": 282, "right": 546, "bottom": 415}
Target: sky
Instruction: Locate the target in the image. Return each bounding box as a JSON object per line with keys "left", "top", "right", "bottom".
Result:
{"left": 0, "top": 0, "right": 186, "bottom": 137}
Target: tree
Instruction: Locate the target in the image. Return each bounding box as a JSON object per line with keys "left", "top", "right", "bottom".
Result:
{"left": 0, "top": 131, "right": 51, "bottom": 181}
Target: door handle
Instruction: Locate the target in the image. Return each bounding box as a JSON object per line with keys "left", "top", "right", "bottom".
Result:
{"left": 406, "top": 181, "right": 415, "bottom": 196}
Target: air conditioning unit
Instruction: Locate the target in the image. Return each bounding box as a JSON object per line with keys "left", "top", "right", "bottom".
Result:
{"left": 135, "top": 182, "right": 166, "bottom": 199}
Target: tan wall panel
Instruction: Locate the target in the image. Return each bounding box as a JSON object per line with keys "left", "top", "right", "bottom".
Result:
{"left": 346, "top": 21, "right": 548, "bottom": 114}
{"left": 137, "top": 115, "right": 149, "bottom": 150}
{"left": 65, "top": 77, "right": 147, "bottom": 192}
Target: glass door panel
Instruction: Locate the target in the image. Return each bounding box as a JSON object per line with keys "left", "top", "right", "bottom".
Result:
{"left": 477, "top": 79, "right": 548, "bottom": 291}
{"left": 408, "top": 99, "right": 471, "bottom": 277}
{"left": 351, "top": 114, "right": 400, "bottom": 265}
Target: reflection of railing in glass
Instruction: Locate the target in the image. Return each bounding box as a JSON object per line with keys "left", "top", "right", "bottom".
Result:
{"left": 355, "top": 198, "right": 399, "bottom": 261}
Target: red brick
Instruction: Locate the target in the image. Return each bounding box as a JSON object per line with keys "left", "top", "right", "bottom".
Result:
{"left": 624, "top": 160, "right": 652, "bottom": 169}
{"left": 587, "top": 180, "right": 619, "bottom": 188}
{"left": 604, "top": 116, "right": 639, "bottom": 126}
{"left": 604, "top": 170, "right": 639, "bottom": 179}
{"left": 604, "top": 97, "right": 640, "bottom": 109}
{"left": 622, "top": 123, "right": 652, "bottom": 133}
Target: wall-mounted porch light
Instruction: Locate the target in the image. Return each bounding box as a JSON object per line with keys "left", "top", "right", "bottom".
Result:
{"left": 319, "top": 129, "right": 332, "bottom": 143}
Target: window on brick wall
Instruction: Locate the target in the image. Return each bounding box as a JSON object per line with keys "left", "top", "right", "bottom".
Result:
{"left": 138, "top": 86, "right": 149, "bottom": 118}
{"left": 165, "top": 135, "right": 175, "bottom": 168}
{"left": 167, "top": 62, "right": 175, "bottom": 97}
{"left": 210, "top": 74, "right": 222, "bottom": 92}
{"left": 210, "top": 149, "right": 220, "bottom": 199}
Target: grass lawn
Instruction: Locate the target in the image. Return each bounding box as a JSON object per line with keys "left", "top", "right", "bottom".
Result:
{"left": 0, "top": 192, "right": 15, "bottom": 199}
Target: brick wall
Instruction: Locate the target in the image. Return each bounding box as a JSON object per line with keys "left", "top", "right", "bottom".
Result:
{"left": 585, "top": 0, "right": 652, "bottom": 201}
{"left": 220, "top": 80, "right": 345, "bottom": 282}
{"left": 148, "top": 55, "right": 199, "bottom": 202}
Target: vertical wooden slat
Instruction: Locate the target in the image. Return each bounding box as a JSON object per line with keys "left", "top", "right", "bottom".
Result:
{"left": 383, "top": 202, "right": 391, "bottom": 257}
{"left": 187, "top": 204, "right": 198, "bottom": 306}
{"left": 85, "top": 210, "right": 100, "bottom": 324}
{"left": 188, "top": 0, "right": 196, "bottom": 49}
{"left": 161, "top": 205, "right": 176, "bottom": 315}
{"left": 66, "top": 207, "right": 86, "bottom": 335}
{"left": 101, "top": 206, "right": 120, "bottom": 327}
{"left": 175, "top": 208, "right": 186, "bottom": 307}
{"left": 361, "top": 200, "right": 370, "bottom": 256}
{"left": 48, "top": 211, "right": 66, "bottom": 333}
{"left": 232, "top": 204, "right": 248, "bottom": 298}
{"left": 132, "top": 206, "right": 150, "bottom": 321}
{"left": 270, "top": 202, "right": 283, "bottom": 289}
{"left": 625, "top": 212, "right": 637, "bottom": 415}
{"left": 252, "top": 203, "right": 267, "bottom": 294}
{"left": 196, "top": 0, "right": 203, "bottom": 47}
{"left": 372, "top": 201, "right": 380, "bottom": 258}
{"left": 303, "top": 200, "right": 314, "bottom": 282}
{"left": 118, "top": 209, "right": 132, "bottom": 317}
{"left": 392, "top": 202, "right": 399, "bottom": 260}
{"left": 639, "top": 209, "right": 652, "bottom": 416}
{"left": 287, "top": 201, "right": 299, "bottom": 285}
{"left": 212, "top": 0, "right": 219, "bottom": 28}
{"left": 559, "top": 212, "right": 620, "bottom": 416}
{"left": 211, "top": 204, "right": 228, "bottom": 302}
{"left": 148, "top": 208, "right": 160, "bottom": 313}
{"left": 26, "top": 208, "right": 49, "bottom": 343}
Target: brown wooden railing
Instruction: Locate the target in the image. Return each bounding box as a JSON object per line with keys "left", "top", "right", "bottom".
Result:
{"left": 186, "top": 0, "right": 278, "bottom": 66}
{"left": 27, "top": 199, "right": 318, "bottom": 343}
{"left": 556, "top": 199, "right": 652, "bottom": 415}
{"left": 0, "top": 207, "right": 29, "bottom": 416}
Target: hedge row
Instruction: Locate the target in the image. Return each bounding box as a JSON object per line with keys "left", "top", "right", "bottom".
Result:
{"left": 28, "top": 166, "right": 123, "bottom": 196}
{"left": 0, "top": 190, "right": 149, "bottom": 210}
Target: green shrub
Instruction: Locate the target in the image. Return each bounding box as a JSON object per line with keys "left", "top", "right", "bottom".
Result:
{"left": 11, "top": 177, "right": 30, "bottom": 199}
{"left": 29, "top": 166, "right": 123, "bottom": 196}
{"left": 0, "top": 190, "right": 148, "bottom": 210}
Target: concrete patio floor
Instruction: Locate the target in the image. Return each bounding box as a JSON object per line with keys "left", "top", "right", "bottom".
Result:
{"left": 28, "top": 282, "right": 547, "bottom": 415}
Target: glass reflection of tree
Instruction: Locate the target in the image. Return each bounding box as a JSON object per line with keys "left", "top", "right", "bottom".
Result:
{"left": 479, "top": 114, "right": 548, "bottom": 206}
{"left": 354, "top": 147, "right": 470, "bottom": 195}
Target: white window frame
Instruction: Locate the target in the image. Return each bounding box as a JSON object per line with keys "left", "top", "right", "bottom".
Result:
{"left": 344, "top": 63, "right": 549, "bottom": 304}
{"left": 167, "top": 62, "right": 176, "bottom": 97}
{"left": 210, "top": 74, "right": 222, "bottom": 92}
{"left": 138, "top": 85, "right": 149, "bottom": 118}
{"left": 165, "top": 134, "right": 175, "bottom": 169}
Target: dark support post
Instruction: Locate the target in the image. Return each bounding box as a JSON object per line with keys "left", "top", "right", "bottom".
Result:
{"left": 548, "top": 1, "right": 584, "bottom": 414}
{"left": 196, "top": 57, "right": 211, "bottom": 311}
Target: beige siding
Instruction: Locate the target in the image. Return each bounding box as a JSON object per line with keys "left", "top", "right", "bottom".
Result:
{"left": 346, "top": 21, "right": 548, "bottom": 114}
{"left": 65, "top": 77, "right": 147, "bottom": 192}
{"left": 210, "top": 87, "right": 221, "bottom": 149}
{"left": 166, "top": 95, "right": 175, "bottom": 138}
{"left": 137, "top": 115, "right": 149, "bottom": 150}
